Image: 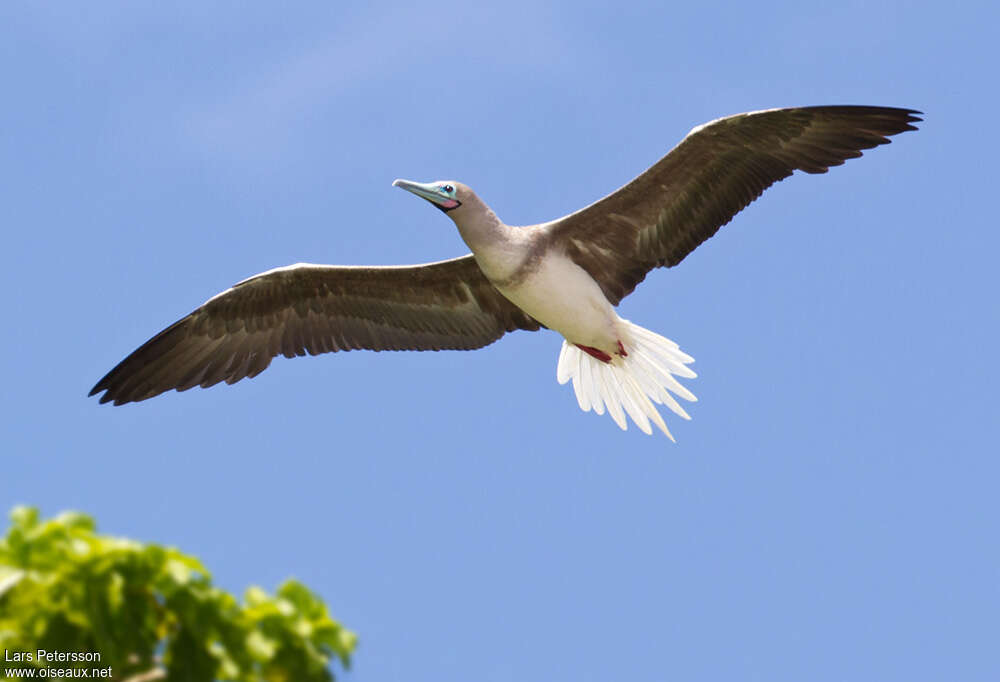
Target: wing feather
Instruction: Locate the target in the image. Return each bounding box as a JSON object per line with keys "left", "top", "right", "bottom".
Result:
{"left": 550, "top": 105, "right": 921, "bottom": 304}
{"left": 90, "top": 255, "right": 540, "bottom": 405}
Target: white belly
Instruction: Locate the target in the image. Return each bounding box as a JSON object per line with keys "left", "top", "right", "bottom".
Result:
{"left": 495, "top": 252, "right": 622, "bottom": 351}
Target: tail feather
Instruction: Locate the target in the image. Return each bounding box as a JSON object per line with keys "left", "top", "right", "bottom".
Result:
{"left": 628, "top": 346, "right": 694, "bottom": 417}
{"left": 574, "top": 346, "right": 591, "bottom": 411}
{"left": 579, "top": 352, "right": 597, "bottom": 413}
{"left": 599, "top": 362, "right": 629, "bottom": 431}
{"left": 556, "top": 321, "right": 697, "bottom": 440}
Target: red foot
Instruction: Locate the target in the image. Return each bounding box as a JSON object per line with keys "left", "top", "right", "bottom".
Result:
{"left": 575, "top": 342, "right": 628, "bottom": 363}
{"left": 575, "top": 344, "right": 612, "bottom": 363}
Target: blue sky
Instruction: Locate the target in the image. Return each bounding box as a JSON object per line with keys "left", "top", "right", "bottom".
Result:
{"left": 3, "top": 1, "right": 997, "bottom": 680}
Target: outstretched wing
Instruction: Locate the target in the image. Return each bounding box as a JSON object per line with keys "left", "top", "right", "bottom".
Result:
{"left": 90, "top": 255, "right": 541, "bottom": 405}
{"left": 549, "top": 105, "right": 921, "bottom": 304}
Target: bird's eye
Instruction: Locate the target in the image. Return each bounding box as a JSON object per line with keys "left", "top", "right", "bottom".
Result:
{"left": 442, "top": 184, "right": 454, "bottom": 194}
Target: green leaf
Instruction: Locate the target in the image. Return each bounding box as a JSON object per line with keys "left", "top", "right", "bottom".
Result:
{"left": 246, "top": 629, "right": 278, "bottom": 661}
{"left": 1, "top": 508, "right": 355, "bottom": 681}
{"left": 165, "top": 558, "right": 193, "bottom": 585}
{"left": 0, "top": 568, "right": 23, "bottom": 599}
{"left": 9, "top": 506, "right": 38, "bottom": 530}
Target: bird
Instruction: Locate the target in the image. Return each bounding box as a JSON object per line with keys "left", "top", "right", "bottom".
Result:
{"left": 90, "top": 105, "right": 920, "bottom": 439}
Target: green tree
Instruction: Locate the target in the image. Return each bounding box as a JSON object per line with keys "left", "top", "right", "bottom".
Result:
{"left": 0, "top": 507, "right": 355, "bottom": 681}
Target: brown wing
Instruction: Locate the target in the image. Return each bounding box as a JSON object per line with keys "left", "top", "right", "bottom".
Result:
{"left": 549, "top": 105, "right": 921, "bottom": 304}
{"left": 90, "top": 255, "right": 541, "bottom": 405}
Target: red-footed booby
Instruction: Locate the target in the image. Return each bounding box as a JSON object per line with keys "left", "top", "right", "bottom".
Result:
{"left": 90, "top": 105, "right": 920, "bottom": 439}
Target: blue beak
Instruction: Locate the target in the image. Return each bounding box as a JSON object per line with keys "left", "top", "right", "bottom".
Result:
{"left": 393, "top": 179, "right": 460, "bottom": 212}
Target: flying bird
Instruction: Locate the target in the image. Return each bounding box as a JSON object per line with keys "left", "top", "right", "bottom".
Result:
{"left": 90, "top": 105, "right": 920, "bottom": 438}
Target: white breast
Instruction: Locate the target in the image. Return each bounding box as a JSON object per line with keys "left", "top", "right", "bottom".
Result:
{"left": 495, "top": 251, "right": 622, "bottom": 351}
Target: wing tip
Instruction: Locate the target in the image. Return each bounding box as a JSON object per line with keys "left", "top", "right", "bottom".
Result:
{"left": 88, "top": 384, "right": 128, "bottom": 406}
{"left": 88, "top": 377, "right": 115, "bottom": 404}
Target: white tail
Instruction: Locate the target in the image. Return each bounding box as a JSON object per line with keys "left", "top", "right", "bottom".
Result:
{"left": 556, "top": 321, "right": 697, "bottom": 440}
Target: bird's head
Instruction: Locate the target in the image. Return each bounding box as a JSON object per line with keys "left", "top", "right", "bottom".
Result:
{"left": 392, "top": 179, "right": 471, "bottom": 215}
{"left": 393, "top": 178, "right": 500, "bottom": 252}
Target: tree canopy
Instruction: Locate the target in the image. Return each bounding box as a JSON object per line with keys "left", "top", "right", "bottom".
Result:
{"left": 0, "top": 507, "right": 355, "bottom": 681}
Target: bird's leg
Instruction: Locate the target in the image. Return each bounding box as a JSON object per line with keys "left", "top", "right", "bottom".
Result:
{"left": 575, "top": 344, "right": 612, "bottom": 363}
{"left": 574, "top": 340, "right": 628, "bottom": 363}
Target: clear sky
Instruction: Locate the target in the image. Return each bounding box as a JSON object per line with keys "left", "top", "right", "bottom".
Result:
{"left": 3, "top": 2, "right": 997, "bottom": 680}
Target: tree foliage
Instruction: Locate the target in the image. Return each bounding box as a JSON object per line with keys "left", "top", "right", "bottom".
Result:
{"left": 0, "top": 507, "right": 356, "bottom": 681}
